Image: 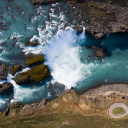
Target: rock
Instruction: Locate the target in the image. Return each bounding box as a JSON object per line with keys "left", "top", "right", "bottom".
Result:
{"left": 85, "top": 23, "right": 109, "bottom": 39}
{"left": 94, "top": 49, "right": 105, "bottom": 59}
{"left": 0, "top": 64, "right": 8, "bottom": 80}
{"left": 0, "top": 82, "right": 13, "bottom": 95}
{"left": 76, "top": 27, "right": 83, "bottom": 33}
{"left": 14, "top": 64, "right": 50, "bottom": 85}
{"left": 4, "top": 102, "right": 21, "bottom": 116}
{"left": 66, "top": 0, "right": 128, "bottom": 39}
{"left": 26, "top": 40, "right": 39, "bottom": 47}
{"left": 31, "top": 0, "right": 60, "bottom": 4}
{"left": 10, "top": 64, "right": 23, "bottom": 75}
{"left": 25, "top": 54, "right": 44, "bottom": 67}
{"left": 65, "top": 10, "right": 69, "bottom": 14}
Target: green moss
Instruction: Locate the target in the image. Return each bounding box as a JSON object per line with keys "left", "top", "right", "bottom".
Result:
{"left": 112, "top": 107, "right": 126, "bottom": 115}
{"left": 25, "top": 54, "right": 44, "bottom": 67}
{"left": 10, "top": 64, "right": 23, "bottom": 75}
{"left": 29, "top": 64, "right": 50, "bottom": 83}
{"left": 14, "top": 64, "right": 50, "bottom": 84}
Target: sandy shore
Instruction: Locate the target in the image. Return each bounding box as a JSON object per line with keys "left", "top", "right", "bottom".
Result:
{"left": 83, "top": 84, "right": 128, "bottom": 95}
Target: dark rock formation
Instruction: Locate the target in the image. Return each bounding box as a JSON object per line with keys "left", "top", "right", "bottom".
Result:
{"left": 31, "top": 0, "right": 128, "bottom": 39}
{"left": 10, "top": 64, "right": 23, "bottom": 75}
{"left": 66, "top": 0, "right": 128, "bottom": 39}
{"left": 31, "top": 0, "right": 61, "bottom": 4}
{"left": 13, "top": 64, "right": 50, "bottom": 85}
{"left": 0, "top": 64, "right": 8, "bottom": 80}
{"left": 0, "top": 82, "right": 13, "bottom": 95}
{"left": 26, "top": 41, "right": 39, "bottom": 47}
{"left": 25, "top": 54, "right": 44, "bottom": 67}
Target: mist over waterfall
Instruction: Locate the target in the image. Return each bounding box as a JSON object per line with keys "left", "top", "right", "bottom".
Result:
{"left": 43, "top": 29, "right": 95, "bottom": 89}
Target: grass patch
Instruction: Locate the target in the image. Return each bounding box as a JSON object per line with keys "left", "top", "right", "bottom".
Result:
{"left": 112, "top": 107, "right": 126, "bottom": 115}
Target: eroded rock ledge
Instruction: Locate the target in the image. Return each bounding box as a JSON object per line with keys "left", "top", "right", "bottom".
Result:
{"left": 31, "top": 0, "right": 128, "bottom": 39}
{"left": 2, "top": 84, "right": 128, "bottom": 118}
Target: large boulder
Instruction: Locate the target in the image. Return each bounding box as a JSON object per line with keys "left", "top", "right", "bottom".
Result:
{"left": 0, "top": 64, "right": 8, "bottom": 80}
{"left": 0, "top": 82, "right": 13, "bottom": 95}
{"left": 25, "top": 54, "right": 44, "bottom": 67}
{"left": 13, "top": 64, "right": 50, "bottom": 85}
{"left": 10, "top": 64, "right": 23, "bottom": 75}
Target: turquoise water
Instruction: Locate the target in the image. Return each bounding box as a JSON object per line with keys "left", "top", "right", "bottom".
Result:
{"left": 0, "top": 0, "right": 128, "bottom": 111}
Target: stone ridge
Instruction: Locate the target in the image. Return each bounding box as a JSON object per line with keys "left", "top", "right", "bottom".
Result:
{"left": 31, "top": 0, "right": 128, "bottom": 39}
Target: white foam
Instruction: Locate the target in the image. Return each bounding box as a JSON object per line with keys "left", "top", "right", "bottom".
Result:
{"left": 10, "top": 33, "right": 23, "bottom": 40}
{"left": 0, "top": 97, "right": 7, "bottom": 107}
{"left": 43, "top": 29, "right": 98, "bottom": 89}
{"left": 10, "top": 78, "right": 45, "bottom": 103}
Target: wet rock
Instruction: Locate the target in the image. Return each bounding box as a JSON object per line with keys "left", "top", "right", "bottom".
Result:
{"left": 25, "top": 54, "right": 44, "bottom": 67}
{"left": 26, "top": 40, "right": 39, "bottom": 47}
{"left": 14, "top": 64, "right": 50, "bottom": 85}
{"left": 0, "top": 64, "right": 8, "bottom": 80}
{"left": 0, "top": 22, "right": 10, "bottom": 31}
{"left": 85, "top": 23, "right": 109, "bottom": 39}
{"left": 0, "top": 82, "right": 13, "bottom": 95}
{"left": 66, "top": 0, "right": 128, "bottom": 39}
{"left": 76, "top": 26, "right": 83, "bottom": 33}
{"left": 10, "top": 64, "right": 23, "bottom": 75}
{"left": 31, "top": 0, "right": 60, "bottom": 4}
{"left": 94, "top": 49, "right": 105, "bottom": 59}
{"left": 65, "top": 10, "right": 69, "bottom": 14}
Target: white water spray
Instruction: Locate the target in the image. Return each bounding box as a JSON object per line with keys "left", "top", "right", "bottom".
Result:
{"left": 43, "top": 29, "right": 96, "bottom": 89}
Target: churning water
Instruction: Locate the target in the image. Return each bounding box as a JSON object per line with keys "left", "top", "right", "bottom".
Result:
{"left": 0, "top": 0, "right": 128, "bottom": 111}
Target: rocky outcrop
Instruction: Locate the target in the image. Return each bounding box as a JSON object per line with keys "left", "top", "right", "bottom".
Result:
{"left": 3, "top": 87, "right": 128, "bottom": 117}
{"left": 0, "top": 83, "right": 13, "bottom": 95}
{"left": 86, "top": 46, "right": 105, "bottom": 59}
{"left": 10, "top": 64, "right": 23, "bottom": 75}
{"left": 67, "top": 0, "right": 128, "bottom": 39}
{"left": 25, "top": 54, "right": 44, "bottom": 67}
{"left": 13, "top": 64, "right": 50, "bottom": 85}
{"left": 26, "top": 41, "right": 39, "bottom": 47}
{"left": 4, "top": 102, "right": 22, "bottom": 116}
{"left": 94, "top": 49, "right": 105, "bottom": 59}
{"left": 31, "top": 0, "right": 128, "bottom": 39}
{"left": 0, "top": 64, "right": 8, "bottom": 80}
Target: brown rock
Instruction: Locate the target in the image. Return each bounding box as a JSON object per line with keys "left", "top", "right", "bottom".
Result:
{"left": 10, "top": 64, "right": 23, "bottom": 75}
{"left": 0, "top": 64, "right": 8, "bottom": 80}
{"left": 0, "top": 82, "right": 13, "bottom": 95}
{"left": 26, "top": 41, "right": 39, "bottom": 47}
{"left": 94, "top": 49, "right": 105, "bottom": 59}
